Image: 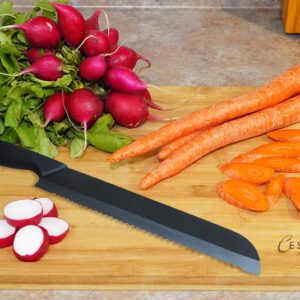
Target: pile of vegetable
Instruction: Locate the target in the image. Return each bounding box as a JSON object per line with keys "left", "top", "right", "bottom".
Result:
{"left": 0, "top": 197, "right": 68, "bottom": 261}
{"left": 217, "top": 130, "right": 300, "bottom": 215}
{"left": 109, "top": 64, "right": 300, "bottom": 190}
{"left": 0, "top": 0, "right": 161, "bottom": 158}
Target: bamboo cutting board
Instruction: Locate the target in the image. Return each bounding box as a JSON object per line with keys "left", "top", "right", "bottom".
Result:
{"left": 0, "top": 87, "right": 300, "bottom": 291}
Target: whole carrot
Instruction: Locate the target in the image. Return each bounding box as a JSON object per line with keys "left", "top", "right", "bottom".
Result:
{"left": 158, "top": 130, "right": 204, "bottom": 160}
{"left": 110, "top": 65, "right": 300, "bottom": 163}
{"left": 141, "top": 95, "right": 300, "bottom": 189}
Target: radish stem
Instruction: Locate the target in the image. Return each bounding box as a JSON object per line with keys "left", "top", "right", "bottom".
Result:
{"left": 0, "top": 14, "right": 16, "bottom": 19}
{"left": 0, "top": 24, "right": 17, "bottom": 30}
{"left": 0, "top": 69, "right": 32, "bottom": 77}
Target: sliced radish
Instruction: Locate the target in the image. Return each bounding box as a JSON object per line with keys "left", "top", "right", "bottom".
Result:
{"left": 35, "top": 198, "right": 58, "bottom": 217}
{"left": 0, "top": 220, "right": 16, "bottom": 248}
{"left": 38, "top": 217, "right": 69, "bottom": 244}
{"left": 13, "top": 225, "right": 49, "bottom": 262}
{"left": 4, "top": 199, "right": 43, "bottom": 228}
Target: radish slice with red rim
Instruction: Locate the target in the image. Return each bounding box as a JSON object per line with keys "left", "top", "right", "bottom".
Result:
{"left": 13, "top": 225, "right": 49, "bottom": 262}
{"left": 39, "top": 217, "right": 69, "bottom": 244}
{"left": 35, "top": 198, "right": 58, "bottom": 217}
{"left": 0, "top": 220, "right": 16, "bottom": 248}
{"left": 4, "top": 199, "right": 43, "bottom": 228}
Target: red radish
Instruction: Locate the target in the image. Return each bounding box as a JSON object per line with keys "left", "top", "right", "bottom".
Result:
{"left": 107, "top": 45, "right": 151, "bottom": 70}
{"left": 105, "top": 92, "right": 161, "bottom": 128}
{"left": 25, "top": 48, "right": 56, "bottom": 63}
{"left": 0, "top": 220, "right": 16, "bottom": 248}
{"left": 43, "top": 92, "right": 69, "bottom": 125}
{"left": 39, "top": 217, "right": 69, "bottom": 244}
{"left": 0, "top": 16, "right": 61, "bottom": 48}
{"left": 103, "top": 27, "right": 119, "bottom": 46}
{"left": 85, "top": 10, "right": 101, "bottom": 32}
{"left": 13, "top": 225, "right": 49, "bottom": 262}
{"left": 51, "top": 1, "right": 85, "bottom": 48}
{"left": 68, "top": 88, "right": 104, "bottom": 151}
{"left": 79, "top": 55, "right": 107, "bottom": 81}
{"left": 103, "top": 66, "right": 148, "bottom": 93}
{"left": 137, "top": 89, "right": 164, "bottom": 110}
{"left": 35, "top": 198, "right": 58, "bottom": 218}
{"left": 4, "top": 199, "right": 43, "bottom": 228}
{"left": 82, "top": 30, "right": 110, "bottom": 56}
{"left": 0, "top": 55, "right": 63, "bottom": 81}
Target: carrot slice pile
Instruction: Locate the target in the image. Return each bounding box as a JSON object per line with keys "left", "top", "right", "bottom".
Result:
{"left": 252, "top": 157, "right": 300, "bottom": 172}
{"left": 219, "top": 162, "right": 274, "bottom": 184}
{"left": 233, "top": 142, "right": 300, "bottom": 163}
{"left": 264, "top": 174, "right": 285, "bottom": 204}
{"left": 283, "top": 178, "right": 300, "bottom": 210}
{"left": 216, "top": 179, "right": 269, "bottom": 212}
{"left": 268, "top": 129, "right": 300, "bottom": 142}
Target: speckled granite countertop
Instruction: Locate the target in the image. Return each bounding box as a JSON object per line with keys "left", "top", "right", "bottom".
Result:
{"left": 2, "top": 0, "right": 300, "bottom": 299}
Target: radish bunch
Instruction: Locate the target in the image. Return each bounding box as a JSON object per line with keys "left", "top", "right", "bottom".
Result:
{"left": 0, "top": 0, "right": 163, "bottom": 158}
{"left": 1, "top": 197, "right": 69, "bottom": 262}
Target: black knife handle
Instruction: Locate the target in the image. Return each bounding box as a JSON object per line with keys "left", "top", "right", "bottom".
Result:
{"left": 0, "top": 141, "right": 67, "bottom": 177}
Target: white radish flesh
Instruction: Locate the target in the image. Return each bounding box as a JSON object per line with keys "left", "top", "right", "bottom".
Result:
{"left": 4, "top": 199, "right": 43, "bottom": 228}
{"left": 35, "top": 198, "right": 58, "bottom": 217}
{"left": 13, "top": 225, "right": 49, "bottom": 262}
{"left": 0, "top": 220, "right": 16, "bottom": 248}
{"left": 39, "top": 217, "right": 69, "bottom": 244}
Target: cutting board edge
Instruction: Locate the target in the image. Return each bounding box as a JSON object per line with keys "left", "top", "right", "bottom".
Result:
{"left": 0, "top": 284, "right": 299, "bottom": 291}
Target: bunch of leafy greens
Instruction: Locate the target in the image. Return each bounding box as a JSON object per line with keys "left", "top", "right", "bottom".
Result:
{"left": 0, "top": 0, "right": 133, "bottom": 158}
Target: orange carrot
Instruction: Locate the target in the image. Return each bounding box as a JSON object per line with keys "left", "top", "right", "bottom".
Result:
{"left": 110, "top": 65, "right": 300, "bottom": 163}
{"left": 252, "top": 157, "right": 300, "bottom": 172}
{"left": 219, "top": 162, "right": 274, "bottom": 184}
{"left": 216, "top": 179, "right": 269, "bottom": 212}
{"left": 283, "top": 178, "right": 300, "bottom": 210}
{"left": 233, "top": 142, "right": 300, "bottom": 162}
{"left": 268, "top": 129, "right": 300, "bottom": 142}
{"left": 141, "top": 95, "right": 300, "bottom": 189}
{"left": 158, "top": 130, "right": 203, "bottom": 160}
{"left": 264, "top": 174, "right": 285, "bottom": 204}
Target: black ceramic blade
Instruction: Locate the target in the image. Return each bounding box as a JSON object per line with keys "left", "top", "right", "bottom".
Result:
{"left": 36, "top": 167, "right": 260, "bottom": 274}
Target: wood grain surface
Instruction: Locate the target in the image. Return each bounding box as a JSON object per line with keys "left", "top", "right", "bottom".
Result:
{"left": 0, "top": 87, "right": 300, "bottom": 290}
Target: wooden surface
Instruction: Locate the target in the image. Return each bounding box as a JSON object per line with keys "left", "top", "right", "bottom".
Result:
{"left": 282, "top": 0, "right": 300, "bottom": 33}
{"left": 1, "top": 86, "right": 300, "bottom": 290}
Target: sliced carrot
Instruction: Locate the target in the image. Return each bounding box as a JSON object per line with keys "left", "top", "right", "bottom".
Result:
{"left": 216, "top": 179, "right": 269, "bottom": 212}
{"left": 158, "top": 130, "right": 203, "bottom": 160}
{"left": 141, "top": 95, "right": 300, "bottom": 189}
{"left": 283, "top": 178, "right": 300, "bottom": 210}
{"left": 110, "top": 65, "right": 300, "bottom": 163}
{"left": 264, "top": 174, "right": 285, "bottom": 204}
{"left": 219, "top": 162, "right": 274, "bottom": 184}
{"left": 233, "top": 142, "right": 300, "bottom": 162}
{"left": 252, "top": 157, "right": 300, "bottom": 172}
{"left": 268, "top": 129, "right": 300, "bottom": 142}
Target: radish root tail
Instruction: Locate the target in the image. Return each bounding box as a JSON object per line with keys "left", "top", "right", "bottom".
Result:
{"left": 62, "top": 92, "right": 82, "bottom": 132}
{"left": 99, "top": 10, "right": 110, "bottom": 36}
{"left": 102, "top": 39, "right": 128, "bottom": 57}
{"left": 137, "top": 54, "right": 151, "bottom": 72}
{"left": 75, "top": 34, "right": 96, "bottom": 51}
